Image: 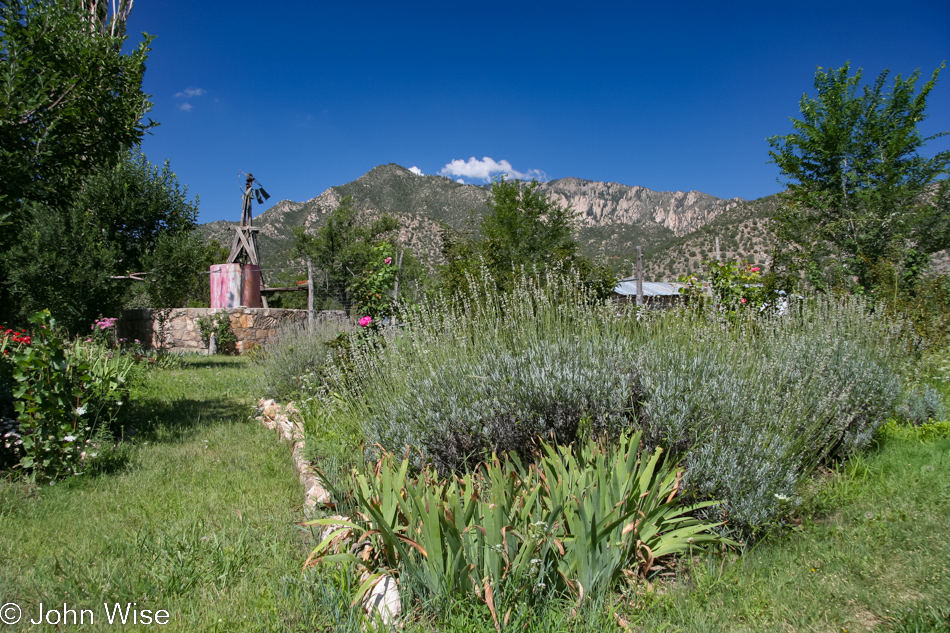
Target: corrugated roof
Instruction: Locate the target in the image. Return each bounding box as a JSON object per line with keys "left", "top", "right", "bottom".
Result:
{"left": 612, "top": 279, "right": 685, "bottom": 297}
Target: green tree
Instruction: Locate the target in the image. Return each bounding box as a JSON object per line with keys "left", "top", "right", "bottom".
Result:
{"left": 0, "top": 0, "right": 155, "bottom": 326}
{"left": 439, "top": 178, "right": 616, "bottom": 298}
{"left": 767, "top": 63, "right": 950, "bottom": 291}
{"left": 137, "top": 234, "right": 225, "bottom": 309}
{"left": 0, "top": 0, "right": 149, "bottom": 206}
{"left": 292, "top": 196, "right": 401, "bottom": 310}
{"left": 5, "top": 151, "right": 202, "bottom": 330}
{"left": 482, "top": 178, "right": 578, "bottom": 276}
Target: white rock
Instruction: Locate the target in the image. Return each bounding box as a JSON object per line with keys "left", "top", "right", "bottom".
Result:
{"left": 363, "top": 574, "right": 401, "bottom": 627}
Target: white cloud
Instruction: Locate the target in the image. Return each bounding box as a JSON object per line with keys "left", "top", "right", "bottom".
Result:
{"left": 457, "top": 178, "right": 465, "bottom": 184}
{"left": 179, "top": 102, "right": 193, "bottom": 112}
{"left": 174, "top": 87, "right": 207, "bottom": 98}
{"left": 440, "top": 156, "right": 546, "bottom": 183}
{"left": 408, "top": 166, "right": 424, "bottom": 176}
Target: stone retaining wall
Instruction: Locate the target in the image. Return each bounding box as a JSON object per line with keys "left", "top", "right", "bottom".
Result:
{"left": 119, "top": 308, "right": 348, "bottom": 354}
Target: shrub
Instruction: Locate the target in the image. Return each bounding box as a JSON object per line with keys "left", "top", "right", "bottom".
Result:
{"left": 678, "top": 259, "right": 783, "bottom": 314}
{"left": 195, "top": 311, "right": 236, "bottom": 353}
{"left": 321, "top": 271, "right": 912, "bottom": 539}
{"left": 250, "top": 317, "right": 355, "bottom": 402}
{"left": 892, "top": 275, "right": 950, "bottom": 349}
{"left": 8, "top": 311, "right": 133, "bottom": 479}
{"left": 89, "top": 315, "right": 120, "bottom": 347}
{"left": 896, "top": 384, "right": 947, "bottom": 425}
{"left": 336, "top": 270, "right": 639, "bottom": 473}
{"left": 635, "top": 296, "right": 909, "bottom": 537}
{"left": 348, "top": 243, "right": 398, "bottom": 320}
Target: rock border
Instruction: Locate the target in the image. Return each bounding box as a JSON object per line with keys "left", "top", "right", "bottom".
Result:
{"left": 256, "top": 398, "right": 330, "bottom": 512}
{"left": 254, "top": 398, "right": 402, "bottom": 626}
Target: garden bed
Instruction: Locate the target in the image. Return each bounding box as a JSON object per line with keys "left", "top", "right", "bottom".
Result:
{"left": 247, "top": 271, "right": 949, "bottom": 629}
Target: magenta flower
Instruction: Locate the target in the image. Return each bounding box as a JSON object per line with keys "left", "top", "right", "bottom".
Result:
{"left": 359, "top": 316, "right": 373, "bottom": 327}
{"left": 384, "top": 257, "right": 392, "bottom": 265}
{"left": 740, "top": 298, "right": 747, "bottom": 304}
{"left": 751, "top": 267, "right": 760, "bottom": 272}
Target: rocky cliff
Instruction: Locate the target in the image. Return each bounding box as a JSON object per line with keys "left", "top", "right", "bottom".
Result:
{"left": 540, "top": 177, "right": 743, "bottom": 236}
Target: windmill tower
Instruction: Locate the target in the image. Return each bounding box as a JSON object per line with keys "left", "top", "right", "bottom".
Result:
{"left": 227, "top": 173, "right": 267, "bottom": 265}
{"left": 210, "top": 173, "right": 271, "bottom": 308}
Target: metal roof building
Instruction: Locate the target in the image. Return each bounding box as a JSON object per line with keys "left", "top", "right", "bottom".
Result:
{"left": 611, "top": 278, "right": 691, "bottom": 308}
{"left": 612, "top": 279, "right": 687, "bottom": 297}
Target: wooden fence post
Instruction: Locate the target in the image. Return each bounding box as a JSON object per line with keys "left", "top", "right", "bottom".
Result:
{"left": 306, "top": 259, "right": 314, "bottom": 327}
{"left": 636, "top": 245, "right": 644, "bottom": 307}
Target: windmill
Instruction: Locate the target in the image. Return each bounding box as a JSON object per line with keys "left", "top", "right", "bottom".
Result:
{"left": 227, "top": 173, "right": 270, "bottom": 265}
{"left": 210, "top": 172, "right": 271, "bottom": 309}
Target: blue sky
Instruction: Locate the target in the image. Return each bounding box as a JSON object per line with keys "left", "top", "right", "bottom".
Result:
{"left": 130, "top": 0, "right": 950, "bottom": 224}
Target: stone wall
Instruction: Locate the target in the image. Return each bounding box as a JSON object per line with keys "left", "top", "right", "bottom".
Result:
{"left": 119, "top": 308, "right": 348, "bottom": 354}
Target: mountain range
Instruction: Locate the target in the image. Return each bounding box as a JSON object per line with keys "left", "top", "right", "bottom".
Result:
{"left": 199, "top": 164, "right": 783, "bottom": 284}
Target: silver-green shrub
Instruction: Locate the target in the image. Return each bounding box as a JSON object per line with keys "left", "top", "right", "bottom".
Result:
{"left": 336, "top": 269, "right": 640, "bottom": 473}
{"left": 327, "top": 272, "right": 912, "bottom": 538}
{"left": 635, "top": 296, "right": 908, "bottom": 536}
{"left": 896, "top": 384, "right": 947, "bottom": 425}
{"left": 251, "top": 317, "right": 355, "bottom": 402}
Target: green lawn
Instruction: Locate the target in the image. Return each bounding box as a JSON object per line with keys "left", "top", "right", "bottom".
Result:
{"left": 0, "top": 357, "right": 337, "bottom": 632}
{"left": 1, "top": 357, "right": 948, "bottom": 632}
{"left": 624, "top": 433, "right": 950, "bottom": 633}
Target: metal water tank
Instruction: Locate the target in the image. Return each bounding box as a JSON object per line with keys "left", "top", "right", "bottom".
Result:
{"left": 241, "top": 264, "right": 262, "bottom": 308}
{"left": 210, "top": 263, "right": 242, "bottom": 308}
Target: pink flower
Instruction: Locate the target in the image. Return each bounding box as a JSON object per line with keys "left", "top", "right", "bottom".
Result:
{"left": 384, "top": 257, "right": 392, "bottom": 265}
{"left": 359, "top": 316, "right": 373, "bottom": 327}
{"left": 751, "top": 267, "right": 760, "bottom": 272}
{"left": 740, "top": 298, "right": 747, "bottom": 304}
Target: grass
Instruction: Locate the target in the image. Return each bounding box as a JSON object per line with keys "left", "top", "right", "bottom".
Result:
{"left": 0, "top": 356, "right": 348, "bottom": 632}
{"left": 618, "top": 431, "right": 950, "bottom": 633}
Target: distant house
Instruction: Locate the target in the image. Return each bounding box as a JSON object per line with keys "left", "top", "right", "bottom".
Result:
{"left": 611, "top": 278, "right": 689, "bottom": 309}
